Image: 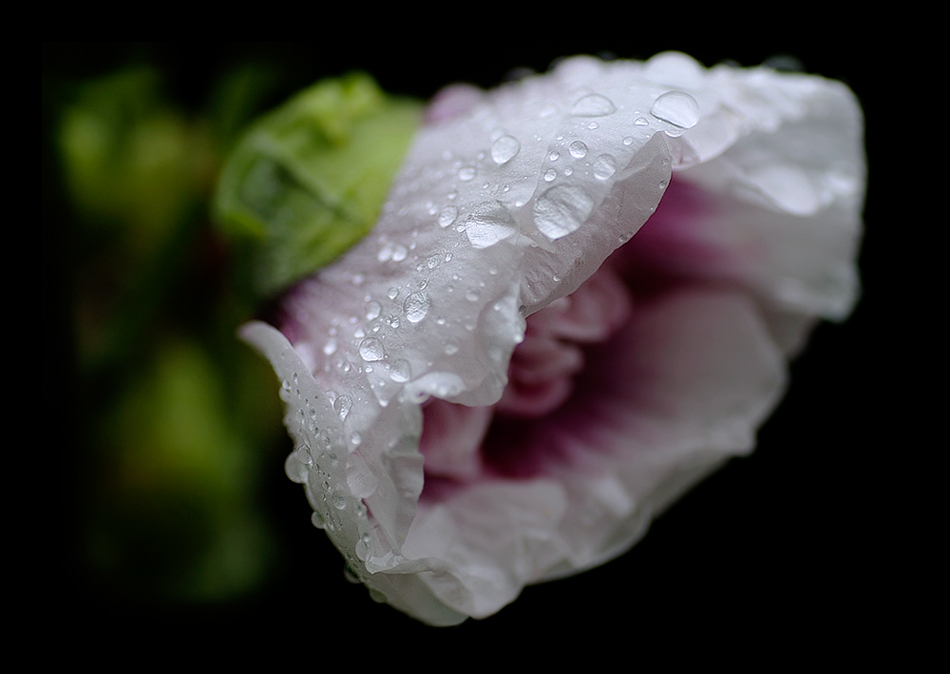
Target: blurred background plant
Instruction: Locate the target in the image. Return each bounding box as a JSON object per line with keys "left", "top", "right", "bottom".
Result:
{"left": 46, "top": 44, "right": 304, "bottom": 618}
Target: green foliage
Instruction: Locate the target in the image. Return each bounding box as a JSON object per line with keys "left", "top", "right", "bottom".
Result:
{"left": 215, "top": 72, "right": 421, "bottom": 303}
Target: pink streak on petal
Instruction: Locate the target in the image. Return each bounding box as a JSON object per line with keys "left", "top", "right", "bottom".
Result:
{"left": 481, "top": 289, "right": 783, "bottom": 481}
{"left": 424, "top": 84, "right": 485, "bottom": 124}
{"left": 609, "top": 178, "right": 755, "bottom": 294}
{"left": 419, "top": 399, "right": 492, "bottom": 481}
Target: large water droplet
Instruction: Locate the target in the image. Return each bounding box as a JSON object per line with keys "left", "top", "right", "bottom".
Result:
{"left": 569, "top": 140, "right": 588, "bottom": 158}
{"left": 359, "top": 338, "right": 385, "bottom": 362}
{"left": 543, "top": 168, "right": 557, "bottom": 182}
{"left": 333, "top": 395, "right": 352, "bottom": 420}
{"left": 438, "top": 205, "right": 458, "bottom": 228}
{"left": 390, "top": 358, "right": 412, "bottom": 382}
{"left": 651, "top": 91, "right": 700, "bottom": 129}
{"left": 491, "top": 135, "right": 521, "bottom": 164}
{"left": 404, "top": 291, "right": 431, "bottom": 323}
{"left": 571, "top": 93, "right": 616, "bottom": 117}
{"left": 592, "top": 154, "right": 618, "bottom": 180}
{"left": 464, "top": 201, "right": 516, "bottom": 248}
{"left": 533, "top": 184, "right": 594, "bottom": 240}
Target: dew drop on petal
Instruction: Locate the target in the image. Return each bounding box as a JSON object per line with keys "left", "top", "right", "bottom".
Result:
{"left": 390, "top": 358, "right": 412, "bottom": 382}
{"left": 533, "top": 184, "right": 595, "bottom": 240}
{"left": 333, "top": 395, "right": 352, "bottom": 421}
{"left": 544, "top": 168, "right": 557, "bottom": 182}
{"left": 404, "top": 291, "right": 431, "bottom": 323}
{"left": 458, "top": 165, "right": 477, "bottom": 182}
{"left": 359, "top": 338, "right": 385, "bottom": 362}
{"left": 592, "top": 154, "right": 618, "bottom": 180}
{"left": 365, "top": 301, "right": 381, "bottom": 320}
{"left": 571, "top": 93, "right": 616, "bottom": 117}
{"left": 568, "top": 140, "right": 588, "bottom": 158}
{"left": 438, "top": 205, "right": 459, "bottom": 228}
{"left": 651, "top": 91, "right": 700, "bottom": 129}
{"left": 491, "top": 135, "right": 521, "bottom": 164}
{"left": 464, "top": 200, "right": 517, "bottom": 248}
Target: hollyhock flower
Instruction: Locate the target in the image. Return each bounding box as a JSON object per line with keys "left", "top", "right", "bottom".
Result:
{"left": 239, "top": 53, "right": 864, "bottom": 625}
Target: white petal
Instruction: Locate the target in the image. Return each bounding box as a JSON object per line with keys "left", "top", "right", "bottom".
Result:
{"left": 245, "top": 53, "right": 864, "bottom": 622}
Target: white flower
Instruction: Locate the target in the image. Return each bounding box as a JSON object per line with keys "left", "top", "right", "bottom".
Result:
{"left": 241, "top": 52, "right": 864, "bottom": 625}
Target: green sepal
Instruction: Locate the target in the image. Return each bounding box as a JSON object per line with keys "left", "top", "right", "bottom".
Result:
{"left": 214, "top": 72, "right": 422, "bottom": 305}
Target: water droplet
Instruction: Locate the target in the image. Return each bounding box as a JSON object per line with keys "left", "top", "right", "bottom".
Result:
{"left": 385, "top": 314, "right": 401, "bottom": 329}
{"left": 568, "top": 140, "right": 588, "bottom": 158}
{"left": 444, "top": 344, "right": 458, "bottom": 355}
{"left": 491, "top": 135, "right": 521, "bottom": 164}
{"left": 333, "top": 395, "right": 352, "bottom": 420}
{"left": 438, "top": 205, "right": 458, "bottom": 228}
{"left": 572, "top": 93, "right": 616, "bottom": 117}
{"left": 377, "top": 243, "right": 393, "bottom": 262}
{"left": 548, "top": 151, "right": 560, "bottom": 162}
{"left": 458, "top": 165, "right": 477, "bottom": 182}
{"left": 464, "top": 201, "right": 516, "bottom": 248}
{"left": 344, "top": 563, "right": 361, "bottom": 583}
{"left": 390, "top": 358, "right": 411, "bottom": 382}
{"left": 592, "top": 154, "right": 618, "bottom": 180}
{"left": 404, "top": 291, "right": 431, "bottom": 323}
{"left": 365, "top": 301, "right": 381, "bottom": 320}
{"left": 426, "top": 254, "right": 441, "bottom": 269}
{"left": 323, "top": 338, "right": 337, "bottom": 355}
{"left": 311, "top": 511, "right": 326, "bottom": 529}
{"left": 331, "top": 490, "right": 347, "bottom": 510}
{"left": 635, "top": 117, "right": 649, "bottom": 126}
{"left": 387, "top": 287, "right": 399, "bottom": 300}
{"left": 350, "top": 432, "right": 362, "bottom": 447}
{"left": 533, "top": 184, "right": 595, "bottom": 240}
{"left": 651, "top": 91, "right": 700, "bottom": 129}
{"left": 466, "top": 289, "right": 479, "bottom": 302}
{"left": 543, "top": 168, "right": 557, "bottom": 182}
{"left": 359, "top": 338, "right": 385, "bottom": 362}
{"left": 623, "top": 136, "right": 634, "bottom": 146}
{"left": 391, "top": 245, "right": 408, "bottom": 262}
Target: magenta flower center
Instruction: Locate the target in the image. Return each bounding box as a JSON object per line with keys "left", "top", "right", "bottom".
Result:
{"left": 418, "top": 180, "right": 708, "bottom": 498}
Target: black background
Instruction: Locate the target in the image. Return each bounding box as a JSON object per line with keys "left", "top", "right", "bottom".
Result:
{"left": 46, "top": 43, "right": 893, "bottom": 644}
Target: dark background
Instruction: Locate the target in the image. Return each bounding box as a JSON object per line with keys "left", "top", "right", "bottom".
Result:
{"left": 46, "top": 43, "right": 891, "bottom": 642}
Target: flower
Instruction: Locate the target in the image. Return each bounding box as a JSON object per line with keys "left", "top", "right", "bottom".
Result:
{"left": 240, "top": 52, "right": 865, "bottom": 625}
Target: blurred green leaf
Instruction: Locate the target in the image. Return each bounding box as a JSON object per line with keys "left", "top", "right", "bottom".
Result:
{"left": 58, "top": 66, "right": 212, "bottom": 244}
{"left": 88, "top": 337, "right": 278, "bottom": 601}
{"left": 214, "top": 72, "right": 421, "bottom": 304}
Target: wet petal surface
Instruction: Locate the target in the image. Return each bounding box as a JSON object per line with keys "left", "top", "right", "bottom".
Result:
{"left": 243, "top": 52, "right": 864, "bottom": 624}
